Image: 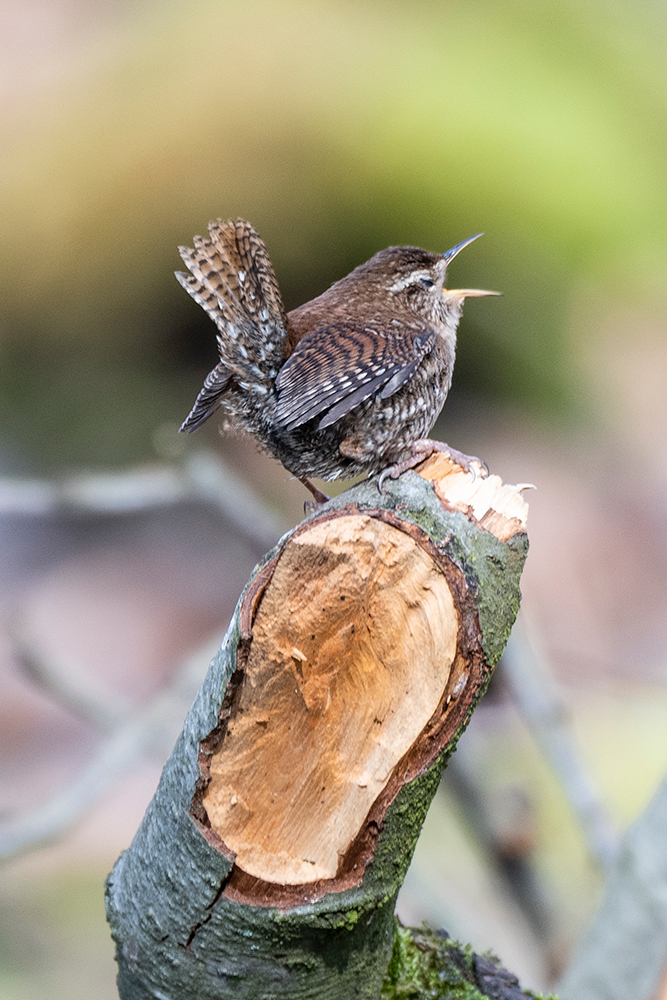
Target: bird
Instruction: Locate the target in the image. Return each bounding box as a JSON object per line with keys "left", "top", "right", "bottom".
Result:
{"left": 176, "top": 218, "right": 499, "bottom": 503}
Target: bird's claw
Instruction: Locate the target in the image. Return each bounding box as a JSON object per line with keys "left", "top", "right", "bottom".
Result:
{"left": 377, "top": 440, "right": 489, "bottom": 494}
{"left": 424, "top": 443, "right": 488, "bottom": 480}
{"left": 377, "top": 469, "right": 391, "bottom": 494}
{"left": 466, "top": 457, "right": 489, "bottom": 481}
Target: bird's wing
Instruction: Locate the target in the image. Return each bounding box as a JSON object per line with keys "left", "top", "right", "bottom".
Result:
{"left": 274, "top": 321, "right": 434, "bottom": 432}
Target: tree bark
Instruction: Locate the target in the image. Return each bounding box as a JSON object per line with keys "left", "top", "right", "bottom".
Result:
{"left": 105, "top": 455, "right": 530, "bottom": 999}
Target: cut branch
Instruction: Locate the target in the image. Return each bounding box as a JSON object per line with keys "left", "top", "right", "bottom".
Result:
{"left": 106, "top": 457, "right": 529, "bottom": 999}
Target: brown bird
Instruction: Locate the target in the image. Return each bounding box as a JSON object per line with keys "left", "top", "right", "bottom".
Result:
{"left": 177, "top": 218, "right": 498, "bottom": 502}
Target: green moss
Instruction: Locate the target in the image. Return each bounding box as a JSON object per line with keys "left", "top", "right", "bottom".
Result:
{"left": 474, "top": 532, "right": 529, "bottom": 665}
{"left": 365, "top": 756, "right": 448, "bottom": 903}
{"left": 403, "top": 506, "right": 445, "bottom": 542}
{"left": 329, "top": 908, "right": 360, "bottom": 930}
{"left": 381, "top": 922, "right": 559, "bottom": 1000}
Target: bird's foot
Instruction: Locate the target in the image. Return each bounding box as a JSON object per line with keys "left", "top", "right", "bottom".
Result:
{"left": 377, "top": 440, "right": 488, "bottom": 493}
{"left": 300, "top": 477, "right": 330, "bottom": 515}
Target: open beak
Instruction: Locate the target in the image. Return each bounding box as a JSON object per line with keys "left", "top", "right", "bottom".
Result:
{"left": 445, "top": 288, "right": 501, "bottom": 299}
{"left": 442, "top": 234, "right": 500, "bottom": 298}
{"left": 442, "top": 232, "right": 484, "bottom": 263}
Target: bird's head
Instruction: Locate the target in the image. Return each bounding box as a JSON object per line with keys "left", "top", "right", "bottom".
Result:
{"left": 350, "top": 234, "right": 499, "bottom": 326}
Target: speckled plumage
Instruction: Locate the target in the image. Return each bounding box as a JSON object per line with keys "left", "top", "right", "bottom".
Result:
{"left": 177, "top": 218, "right": 496, "bottom": 485}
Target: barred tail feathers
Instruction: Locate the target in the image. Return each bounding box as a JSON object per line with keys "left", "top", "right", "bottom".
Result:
{"left": 176, "top": 219, "right": 289, "bottom": 398}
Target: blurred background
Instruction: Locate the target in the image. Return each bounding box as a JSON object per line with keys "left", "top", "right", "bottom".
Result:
{"left": 2, "top": 0, "right": 667, "bottom": 995}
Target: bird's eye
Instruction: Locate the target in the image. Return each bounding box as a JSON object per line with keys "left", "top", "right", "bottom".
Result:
{"left": 419, "top": 276, "right": 434, "bottom": 288}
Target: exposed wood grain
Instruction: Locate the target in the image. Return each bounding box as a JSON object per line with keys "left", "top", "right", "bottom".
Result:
{"left": 417, "top": 453, "right": 530, "bottom": 541}
{"left": 203, "top": 514, "right": 458, "bottom": 884}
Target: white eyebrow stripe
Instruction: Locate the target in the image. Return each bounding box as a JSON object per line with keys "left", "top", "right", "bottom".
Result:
{"left": 388, "top": 271, "right": 433, "bottom": 292}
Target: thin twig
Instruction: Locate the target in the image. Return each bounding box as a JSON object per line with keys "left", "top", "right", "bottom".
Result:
{"left": 0, "top": 634, "right": 221, "bottom": 864}
{"left": 9, "top": 619, "right": 132, "bottom": 730}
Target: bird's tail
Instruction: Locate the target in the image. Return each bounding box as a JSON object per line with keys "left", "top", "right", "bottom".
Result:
{"left": 176, "top": 218, "right": 288, "bottom": 431}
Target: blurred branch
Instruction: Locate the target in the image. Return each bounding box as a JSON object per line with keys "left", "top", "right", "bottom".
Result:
{"left": 181, "top": 451, "right": 285, "bottom": 548}
{"left": 441, "top": 611, "right": 622, "bottom": 979}
{"left": 0, "top": 450, "right": 286, "bottom": 864}
{"left": 558, "top": 771, "right": 667, "bottom": 1000}
{"left": 443, "top": 753, "right": 554, "bottom": 943}
{"left": 0, "top": 450, "right": 283, "bottom": 550}
{"left": 0, "top": 633, "right": 220, "bottom": 864}
{"left": 9, "top": 618, "right": 132, "bottom": 730}
{"left": 502, "top": 611, "right": 619, "bottom": 870}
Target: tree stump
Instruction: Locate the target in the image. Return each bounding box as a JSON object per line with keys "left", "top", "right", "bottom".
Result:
{"left": 105, "top": 456, "right": 530, "bottom": 999}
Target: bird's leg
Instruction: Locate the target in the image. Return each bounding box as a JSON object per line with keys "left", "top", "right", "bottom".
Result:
{"left": 299, "top": 477, "right": 330, "bottom": 511}
{"left": 300, "top": 477, "right": 330, "bottom": 504}
{"left": 377, "top": 439, "right": 488, "bottom": 493}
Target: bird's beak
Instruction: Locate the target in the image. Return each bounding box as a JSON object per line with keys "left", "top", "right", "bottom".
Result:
{"left": 442, "top": 234, "right": 500, "bottom": 299}
{"left": 445, "top": 288, "right": 502, "bottom": 299}
{"left": 442, "top": 233, "right": 484, "bottom": 263}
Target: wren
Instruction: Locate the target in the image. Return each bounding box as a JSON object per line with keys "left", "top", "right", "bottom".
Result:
{"left": 177, "top": 218, "right": 498, "bottom": 502}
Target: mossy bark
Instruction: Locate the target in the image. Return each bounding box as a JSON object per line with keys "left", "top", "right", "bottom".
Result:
{"left": 105, "top": 463, "right": 529, "bottom": 999}
{"left": 382, "top": 923, "right": 556, "bottom": 999}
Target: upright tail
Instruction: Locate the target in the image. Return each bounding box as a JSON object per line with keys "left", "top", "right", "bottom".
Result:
{"left": 176, "top": 218, "right": 289, "bottom": 432}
